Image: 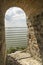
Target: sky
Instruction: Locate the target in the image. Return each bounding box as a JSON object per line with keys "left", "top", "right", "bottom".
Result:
{"left": 5, "top": 7, "right": 27, "bottom": 27}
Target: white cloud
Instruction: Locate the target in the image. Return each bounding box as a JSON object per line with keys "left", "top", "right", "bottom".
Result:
{"left": 5, "top": 7, "right": 27, "bottom": 27}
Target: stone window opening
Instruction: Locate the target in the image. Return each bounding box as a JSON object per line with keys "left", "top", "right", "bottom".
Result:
{"left": 5, "top": 7, "right": 28, "bottom": 54}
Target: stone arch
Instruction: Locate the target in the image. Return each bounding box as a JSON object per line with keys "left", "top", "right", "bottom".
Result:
{"left": 5, "top": 6, "right": 28, "bottom": 50}
{"left": 0, "top": 0, "right": 43, "bottom": 65}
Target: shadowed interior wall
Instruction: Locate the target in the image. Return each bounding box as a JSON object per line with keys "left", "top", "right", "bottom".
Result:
{"left": 27, "top": 12, "right": 43, "bottom": 62}
{"left": 0, "top": 0, "right": 43, "bottom": 65}
{"left": 0, "top": 7, "right": 6, "bottom": 65}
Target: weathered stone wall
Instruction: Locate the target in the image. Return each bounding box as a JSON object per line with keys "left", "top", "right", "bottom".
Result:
{"left": 0, "top": 7, "right": 6, "bottom": 65}
{"left": 27, "top": 12, "right": 43, "bottom": 63}
{"left": 0, "top": 0, "right": 43, "bottom": 65}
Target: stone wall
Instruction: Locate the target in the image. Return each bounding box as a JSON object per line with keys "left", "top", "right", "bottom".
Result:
{"left": 27, "top": 12, "right": 43, "bottom": 63}
{"left": 0, "top": 7, "right": 6, "bottom": 65}
{"left": 0, "top": 0, "right": 43, "bottom": 65}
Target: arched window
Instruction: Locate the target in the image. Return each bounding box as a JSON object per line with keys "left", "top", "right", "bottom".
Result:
{"left": 5, "top": 7, "right": 28, "bottom": 53}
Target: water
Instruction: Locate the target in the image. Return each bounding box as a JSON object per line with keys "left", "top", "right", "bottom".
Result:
{"left": 5, "top": 27, "right": 28, "bottom": 49}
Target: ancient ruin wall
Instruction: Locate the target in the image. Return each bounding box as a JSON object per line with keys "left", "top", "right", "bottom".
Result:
{"left": 27, "top": 12, "right": 43, "bottom": 62}
{"left": 0, "top": 0, "right": 43, "bottom": 65}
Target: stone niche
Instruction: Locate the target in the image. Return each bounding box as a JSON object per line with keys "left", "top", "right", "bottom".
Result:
{"left": 0, "top": 0, "right": 43, "bottom": 65}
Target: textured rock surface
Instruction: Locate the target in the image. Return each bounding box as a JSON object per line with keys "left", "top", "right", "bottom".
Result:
{"left": 0, "top": 0, "right": 43, "bottom": 65}
{"left": 6, "top": 51, "right": 42, "bottom": 65}
{"left": 27, "top": 12, "right": 43, "bottom": 62}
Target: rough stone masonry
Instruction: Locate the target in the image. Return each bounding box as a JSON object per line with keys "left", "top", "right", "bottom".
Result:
{"left": 0, "top": 0, "right": 43, "bottom": 65}
{"left": 27, "top": 12, "right": 43, "bottom": 63}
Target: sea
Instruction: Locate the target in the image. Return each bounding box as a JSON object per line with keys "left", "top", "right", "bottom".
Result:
{"left": 5, "top": 27, "right": 28, "bottom": 50}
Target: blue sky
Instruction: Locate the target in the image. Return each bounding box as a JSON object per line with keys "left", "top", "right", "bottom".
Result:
{"left": 5, "top": 7, "right": 27, "bottom": 27}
